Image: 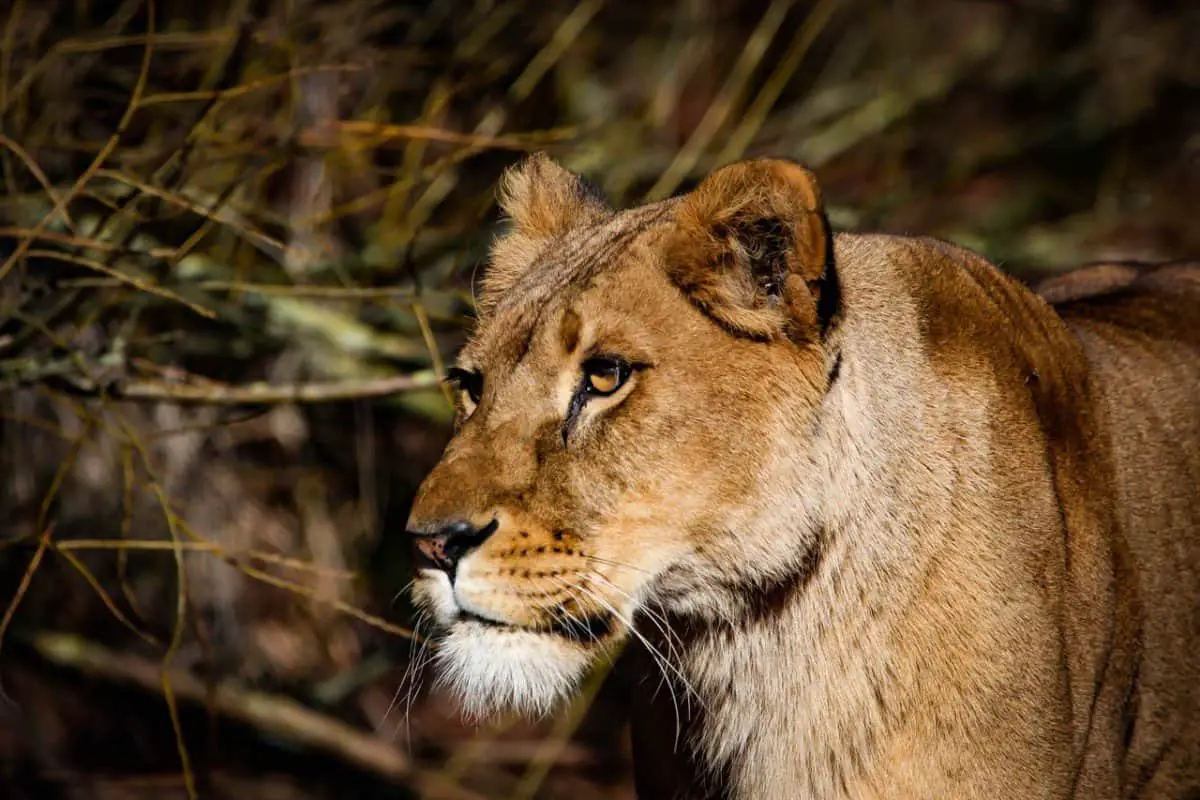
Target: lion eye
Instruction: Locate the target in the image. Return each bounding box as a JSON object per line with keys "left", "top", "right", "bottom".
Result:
{"left": 445, "top": 367, "right": 483, "bottom": 405}
{"left": 582, "top": 357, "right": 629, "bottom": 396}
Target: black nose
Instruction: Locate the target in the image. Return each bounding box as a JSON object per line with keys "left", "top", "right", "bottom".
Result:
{"left": 411, "top": 519, "right": 499, "bottom": 576}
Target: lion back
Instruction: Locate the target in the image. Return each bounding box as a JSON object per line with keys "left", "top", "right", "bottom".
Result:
{"left": 1045, "top": 261, "right": 1200, "bottom": 798}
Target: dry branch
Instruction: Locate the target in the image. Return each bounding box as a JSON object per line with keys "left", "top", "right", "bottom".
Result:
{"left": 27, "top": 631, "right": 485, "bottom": 799}
{"left": 110, "top": 373, "right": 442, "bottom": 405}
{"left": 12, "top": 368, "right": 442, "bottom": 405}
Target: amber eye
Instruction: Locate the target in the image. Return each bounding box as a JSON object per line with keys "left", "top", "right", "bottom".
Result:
{"left": 582, "top": 357, "right": 629, "bottom": 396}
{"left": 445, "top": 367, "right": 483, "bottom": 406}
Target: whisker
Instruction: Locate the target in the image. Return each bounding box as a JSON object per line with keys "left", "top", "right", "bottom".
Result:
{"left": 389, "top": 577, "right": 416, "bottom": 609}
{"left": 585, "top": 570, "right": 688, "bottom": 684}
{"left": 381, "top": 609, "right": 425, "bottom": 730}
{"left": 385, "top": 610, "right": 431, "bottom": 748}
{"left": 565, "top": 576, "right": 699, "bottom": 705}
{"left": 558, "top": 577, "right": 690, "bottom": 749}
{"left": 548, "top": 574, "right": 701, "bottom": 751}
{"left": 582, "top": 554, "right": 652, "bottom": 575}
{"left": 402, "top": 615, "right": 437, "bottom": 744}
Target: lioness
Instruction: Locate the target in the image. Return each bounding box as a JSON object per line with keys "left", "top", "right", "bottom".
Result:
{"left": 406, "top": 155, "right": 1200, "bottom": 799}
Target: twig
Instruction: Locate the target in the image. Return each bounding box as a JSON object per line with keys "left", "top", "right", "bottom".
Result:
{"left": 53, "top": 538, "right": 359, "bottom": 580}
{"left": 644, "top": 0, "right": 796, "bottom": 201}
{"left": 0, "top": 0, "right": 143, "bottom": 116}
{"left": 792, "top": 47, "right": 998, "bottom": 168}
{"left": 0, "top": 525, "right": 54, "bottom": 670}
{"left": 0, "top": 0, "right": 23, "bottom": 118}
{"left": 137, "top": 64, "right": 365, "bottom": 108}
{"left": 412, "top": 301, "right": 454, "bottom": 406}
{"left": 509, "top": 659, "right": 614, "bottom": 800}
{"left": 117, "top": 443, "right": 146, "bottom": 621}
{"left": 306, "top": 120, "right": 577, "bottom": 152}
{"left": 18, "top": 400, "right": 423, "bottom": 648}
{"left": 94, "top": 168, "right": 295, "bottom": 263}
{"left": 153, "top": 502, "right": 422, "bottom": 644}
{"left": 508, "top": 0, "right": 604, "bottom": 103}
{"left": 113, "top": 362, "right": 198, "bottom": 800}
{"left": 55, "top": 28, "right": 236, "bottom": 53}
{"left": 184, "top": 280, "right": 423, "bottom": 299}
{"left": 105, "top": 373, "right": 442, "bottom": 405}
{"left": 0, "top": 228, "right": 173, "bottom": 256}
{"left": 11, "top": 360, "right": 443, "bottom": 405}
{"left": 449, "top": 740, "right": 596, "bottom": 769}
{"left": 52, "top": 546, "right": 160, "bottom": 647}
{"left": 215, "top": 552, "right": 421, "bottom": 642}
{"left": 0, "top": 0, "right": 156, "bottom": 284}
{"left": 0, "top": 135, "right": 77, "bottom": 231}
{"left": 714, "top": 0, "right": 843, "bottom": 166}
{"left": 27, "top": 249, "right": 215, "bottom": 318}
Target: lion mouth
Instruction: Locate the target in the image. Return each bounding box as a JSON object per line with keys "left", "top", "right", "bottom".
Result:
{"left": 456, "top": 609, "right": 614, "bottom": 644}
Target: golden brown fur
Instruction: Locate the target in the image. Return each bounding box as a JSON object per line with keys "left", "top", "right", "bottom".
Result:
{"left": 406, "top": 154, "right": 1200, "bottom": 798}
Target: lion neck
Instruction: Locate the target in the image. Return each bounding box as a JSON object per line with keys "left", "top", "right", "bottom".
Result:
{"left": 629, "top": 234, "right": 1005, "bottom": 799}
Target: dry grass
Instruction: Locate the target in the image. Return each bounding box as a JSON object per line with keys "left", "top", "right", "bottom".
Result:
{"left": 1, "top": 1, "right": 1197, "bottom": 797}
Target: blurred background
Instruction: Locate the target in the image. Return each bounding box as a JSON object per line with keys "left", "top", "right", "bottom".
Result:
{"left": 0, "top": 0, "right": 1196, "bottom": 797}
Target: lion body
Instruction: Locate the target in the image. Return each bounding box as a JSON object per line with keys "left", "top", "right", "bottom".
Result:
{"left": 634, "top": 236, "right": 1199, "bottom": 799}
{"left": 407, "top": 156, "right": 1200, "bottom": 799}
{"left": 1050, "top": 262, "right": 1200, "bottom": 798}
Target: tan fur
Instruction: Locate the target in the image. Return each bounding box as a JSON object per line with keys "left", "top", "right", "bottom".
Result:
{"left": 481, "top": 152, "right": 610, "bottom": 316}
{"left": 406, "top": 155, "right": 1200, "bottom": 799}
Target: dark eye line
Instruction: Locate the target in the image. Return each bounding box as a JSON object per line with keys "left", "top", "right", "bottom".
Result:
{"left": 445, "top": 367, "right": 483, "bottom": 404}
{"left": 560, "top": 355, "right": 650, "bottom": 446}
{"left": 562, "top": 390, "right": 588, "bottom": 446}
{"left": 583, "top": 353, "right": 653, "bottom": 378}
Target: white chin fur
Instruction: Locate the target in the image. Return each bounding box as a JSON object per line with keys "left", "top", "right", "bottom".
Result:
{"left": 434, "top": 621, "right": 594, "bottom": 720}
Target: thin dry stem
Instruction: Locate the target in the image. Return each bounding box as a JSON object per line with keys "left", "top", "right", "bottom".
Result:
{"left": 715, "top": 0, "right": 843, "bottom": 165}
{"left": 0, "top": 134, "right": 77, "bottom": 231}
{"left": 645, "top": 0, "right": 796, "bottom": 201}
{"left": 94, "top": 168, "right": 295, "bottom": 262}
{"left": 52, "top": 546, "right": 161, "bottom": 646}
{"left": 0, "top": 0, "right": 157, "bottom": 283}
{"left": 509, "top": 659, "right": 615, "bottom": 800}
{"left": 0, "top": 525, "right": 54, "bottom": 668}
{"left": 137, "top": 64, "right": 365, "bottom": 108}
{"left": 111, "top": 373, "right": 441, "bottom": 405}
{"left": 27, "top": 631, "right": 488, "bottom": 799}
{"left": 54, "top": 538, "right": 359, "bottom": 581}
{"left": 315, "top": 120, "right": 578, "bottom": 151}
{"left": 26, "top": 249, "right": 215, "bottom": 318}
{"left": 0, "top": 228, "right": 173, "bottom": 256}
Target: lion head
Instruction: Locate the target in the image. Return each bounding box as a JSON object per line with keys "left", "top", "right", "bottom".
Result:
{"left": 406, "top": 154, "right": 840, "bottom": 718}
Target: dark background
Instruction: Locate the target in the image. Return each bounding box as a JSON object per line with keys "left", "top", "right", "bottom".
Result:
{"left": 1, "top": 1, "right": 1197, "bottom": 797}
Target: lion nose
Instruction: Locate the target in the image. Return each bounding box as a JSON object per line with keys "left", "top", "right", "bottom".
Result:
{"left": 411, "top": 519, "right": 499, "bottom": 576}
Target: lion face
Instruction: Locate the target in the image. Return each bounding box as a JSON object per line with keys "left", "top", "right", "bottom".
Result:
{"left": 406, "top": 155, "right": 838, "bottom": 718}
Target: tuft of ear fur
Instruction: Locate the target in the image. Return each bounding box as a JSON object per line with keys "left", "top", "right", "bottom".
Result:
{"left": 666, "top": 158, "right": 835, "bottom": 340}
{"left": 479, "top": 153, "right": 610, "bottom": 313}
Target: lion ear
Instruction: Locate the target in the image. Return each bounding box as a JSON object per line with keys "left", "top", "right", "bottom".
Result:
{"left": 479, "top": 153, "right": 610, "bottom": 313}
{"left": 666, "top": 158, "right": 836, "bottom": 341}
